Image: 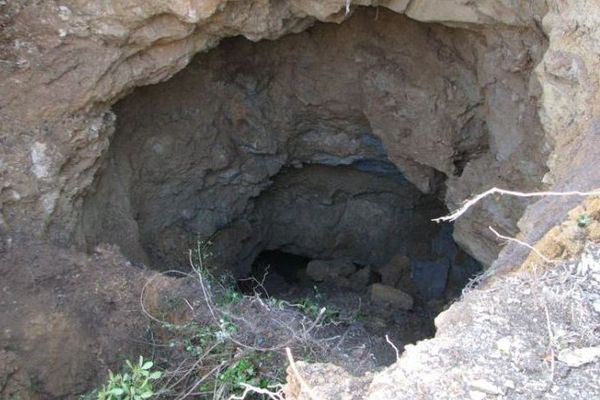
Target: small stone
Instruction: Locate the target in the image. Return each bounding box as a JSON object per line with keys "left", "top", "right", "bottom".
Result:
{"left": 378, "top": 254, "right": 410, "bottom": 287}
{"left": 558, "top": 346, "right": 600, "bottom": 367}
{"left": 57, "top": 5, "right": 72, "bottom": 21}
{"left": 369, "top": 283, "right": 413, "bottom": 310}
{"left": 592, "top": 300, "right": 600, "bottom": 313}
{"left": 496, "top": 337, "right": 512, "bottom": 354}
{"left": 468, "top": 379, "right": 503, "bottom": 395}
{"left": 306, "top": 259, "right": 356, "bottom": 282}
{"left": 349, "top": 266, "right": 372, "bottom": 290}
{"left": 469, "top": 390, "right": 487, "bottom": 400}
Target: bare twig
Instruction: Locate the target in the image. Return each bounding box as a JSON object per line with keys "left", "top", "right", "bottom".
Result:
{"left": 286, "top": 347, "right": 321, "bottom": 400}
{"left": 189, "top": 248, "right": 220, "bottom": 325}
{"left": 433, "top": 187, "right": 600, "bottom": 223}
{"left": 489, "top": 226, "right": 556, "bottom": 264}
{"left": 543, "top": 302, "right": 556, "bottom": 382}
{"left": 175, "top": 361, "right": 226, "bottom": 400}
{"left": 229, "top": 383, "right": 285, "bottom": 400}
{"left": 385, "top": 334, "right": 401, "bottom": 362}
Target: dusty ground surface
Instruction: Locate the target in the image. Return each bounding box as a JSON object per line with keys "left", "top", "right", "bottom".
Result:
{"left": 0, "top": 238, "right": 421, "bottom": 398}
{"left": 3, "top": 1, "right": 600, "bottom": 399}
{"left": 286, "top": 205, "right": 600, "bottom": 399}
{"left": 0, "top": 240, "right": 159, "bottom": 399}
{"left": 287, "top": 243, "right": 600, "bottom": 399}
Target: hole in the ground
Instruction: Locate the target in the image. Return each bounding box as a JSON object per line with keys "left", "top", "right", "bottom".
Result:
{"left": 218, "top": 157, "right": 483, "bottom": 368}
{"left": 77, "top": 6, "right": 546, "bottom": 369}
{"left": 234, "top": 190, "right": 482, "bottom": 367}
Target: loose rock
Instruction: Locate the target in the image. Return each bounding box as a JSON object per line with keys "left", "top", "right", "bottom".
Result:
{"left": 307, "top": 259, "right": 357, "bottom": 283}
{"left": 557, "top": 346, "right": 600, "bottom": 367}
{"left": 378, "top": 254, "right": 410, "bottom": 287}
{"left": 369, "top": 283, "right": 414, "bottom": 310}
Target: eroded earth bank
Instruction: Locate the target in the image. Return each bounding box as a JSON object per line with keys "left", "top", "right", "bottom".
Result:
{"left": 1, "top": 1, "right": 600, "bottom": 399}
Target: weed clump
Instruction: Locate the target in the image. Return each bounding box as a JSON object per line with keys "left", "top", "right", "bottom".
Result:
{"left": 128, "top": 240, "right": 352, "bottom": 399}
{"left": 83, "top": 357, "right": 162, "bottom": 400}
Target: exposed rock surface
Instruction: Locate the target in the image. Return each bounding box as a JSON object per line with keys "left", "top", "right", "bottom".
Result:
{"left": 214, "top": 164, "right": 445, "bottom": 275}
{"left": 3, "top": 2, "right": 549, "bottom": 269}
{"left": 3, "top": 0, "right": 600, "bottom": 399}
{"left": 306, "top": 259, "right": 357, "bottom": 283}
{"left": 287, "top": 240, "right": 600, "bottom": 399}
{"left": 369, "top": 283, "right": 414, "bottom": 310}
{"left": 79, "top": 9, "right": 487, "bottom": 270}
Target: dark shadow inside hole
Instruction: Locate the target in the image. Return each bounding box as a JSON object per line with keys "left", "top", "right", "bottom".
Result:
{"left": 237, "top": 250, "right": 311, "bottom": 296}
{"left": 238, "top": 223, "right": 483, "bottom": 367}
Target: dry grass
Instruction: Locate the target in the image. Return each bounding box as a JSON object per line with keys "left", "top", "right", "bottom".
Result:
{"left": 138, "top": 242, "right": 344, "bottom": 400}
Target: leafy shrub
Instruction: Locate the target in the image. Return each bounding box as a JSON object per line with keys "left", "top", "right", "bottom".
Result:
{"left": 217, "top": 354, "right": 278, "bottom": 395}
{"left": 296, "top": 288, "right": 340, "bottom": 323}
{"left": 95, "top": 356, "right": 162, "bottom": 400}
{"left": 577, "top": 213, "right": 592, "bottom": 228}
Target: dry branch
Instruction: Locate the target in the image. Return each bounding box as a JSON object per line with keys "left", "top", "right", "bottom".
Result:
{"left": 286, "top": 347, "right": 321, "bottom": 400}
{"left": 488, "top": 226, "right": 556, "bottom": 264}
{"left": 433, "top": 187, "right": 600, "bottom": 223}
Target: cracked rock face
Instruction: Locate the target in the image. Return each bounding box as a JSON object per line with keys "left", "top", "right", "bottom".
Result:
{"left": 1, "top": 0, "right": 597, "bottom": 275}
{"left": 3, "top": 0, "right": 600, "bottom": 399}
{"left": 75, "top": 8, "right": 547, "bottom": 269}
{"left": 1, "top": 0, "right": 549, "bottom": 267}
{"left": 212, "top": 164, "right": 444, "bottom": 274}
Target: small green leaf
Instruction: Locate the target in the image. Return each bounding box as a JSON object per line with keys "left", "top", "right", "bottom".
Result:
{"left": 149, "top": 371, "right": 162, "bottom": 380}
{"left": 141, "top": 361, "right": 153, "bottom": 370}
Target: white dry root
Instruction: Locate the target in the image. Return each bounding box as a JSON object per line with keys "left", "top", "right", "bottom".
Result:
{"left": 433, "top": 187, "right": 600, "bottom": 264}
{"left": 433, "top": 187, "right": 600, "bottom": 223}
{"left": 488, "top": 226, "right": 556, "bottom": 264}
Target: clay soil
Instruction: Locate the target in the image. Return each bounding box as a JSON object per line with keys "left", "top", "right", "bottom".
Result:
{"left": 0, "top": 240, "right": 156, "bottom": 399}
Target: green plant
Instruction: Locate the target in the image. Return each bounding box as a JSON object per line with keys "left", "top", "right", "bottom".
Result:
{"left": 191, "top": 240, "right": 243, "bottom": 308}
{"left": 295, "top": 287, "right": 340, "bottom": 323}
{"left": 180, "top": 324, "right": 220, "bottom": 357}
{"left": 219, "top": 358, "right": 258, "bottom": 389}
{"left": 267, "top": 297, "right": 286, "bottom": 310}
{"left": 163, "top": 319, "right": 238, "bottom": 357}
{"left": 95, "top": 356, "right": 162, "bottom": 400}
{"left": 297, "top": 297, "right": 321, "bottom": 319}
{"left": 577, "top": 213, "right": 592, "bottom": 228}
{"left": 218, "top": 355, "right": 276, "bottom": 394}
{"left": 297, "top": 297, "right": 339, "bottom": 323}
{"left": 220, "top": 286, "right": 242, "bottom": 306}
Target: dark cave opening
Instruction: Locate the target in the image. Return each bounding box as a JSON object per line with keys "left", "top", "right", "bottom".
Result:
{"left": 227, "top": 163, "right": 484, "bottom": 367}
{"left": 73, "top": 6, "right": 549, "bottom": 368}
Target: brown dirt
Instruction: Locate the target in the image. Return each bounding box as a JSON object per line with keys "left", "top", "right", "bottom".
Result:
{"left": 519, "top": 197, "right": 600, "bottom": 271}
{"left": 0, "top": 240, "right": 167, "bottom": 399}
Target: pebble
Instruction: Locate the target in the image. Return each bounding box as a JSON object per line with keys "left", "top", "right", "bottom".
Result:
{"left": 558, "top": 346, "right": 600, "bottom": 367}
{"left": 469, "top": 390, "right": 487, "bottom": 400}
{"left": 496, "top": 337, "right": 512, "bottom": 354}
{"left": 468, "top": 379, "right": 503, "bottom": 395}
